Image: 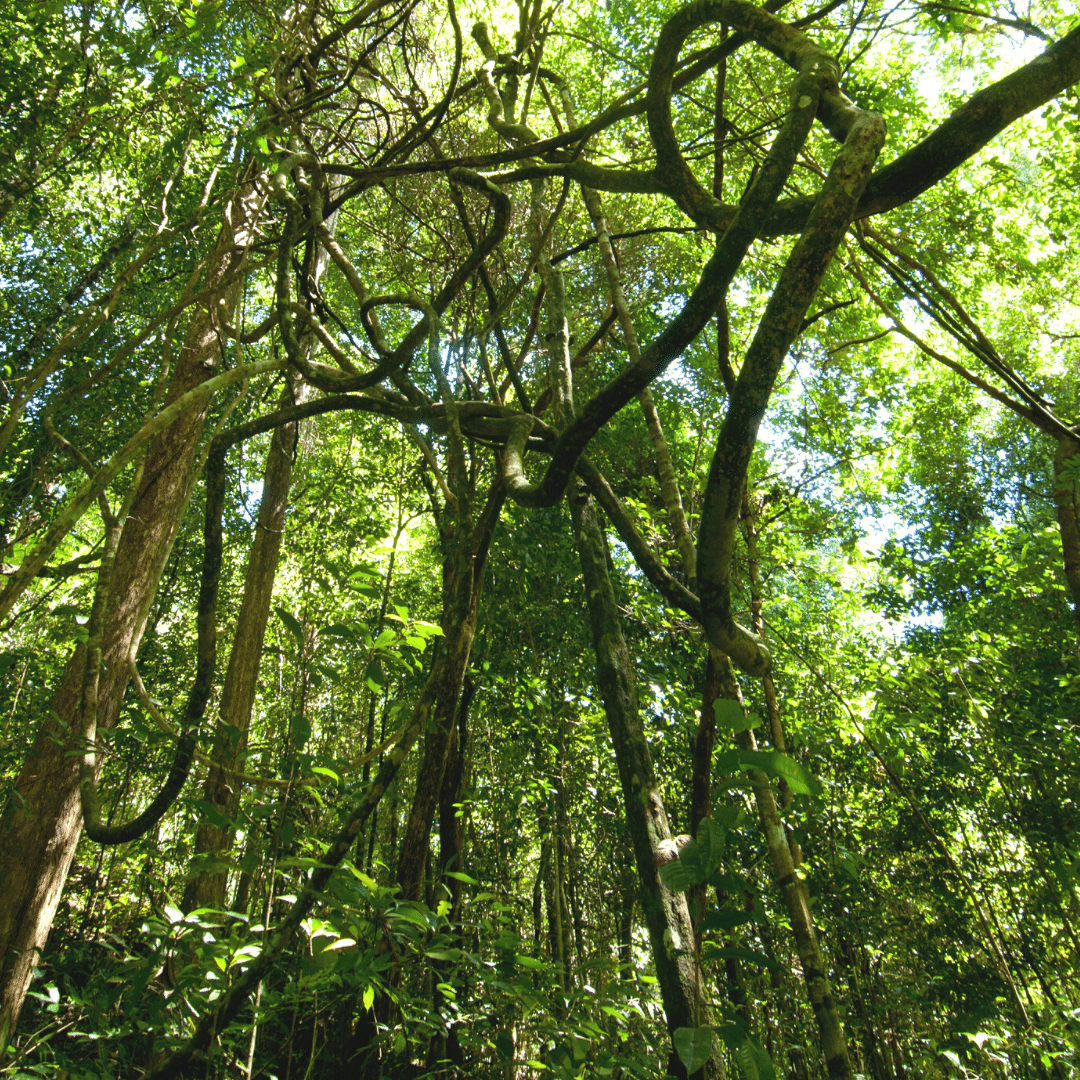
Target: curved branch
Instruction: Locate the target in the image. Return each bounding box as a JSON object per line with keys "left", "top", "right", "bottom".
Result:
{"left": 647, "top": 0, "right": 855, "bottom": 228}
{"left": 697, "top": 112, "right": 886, "bottom": 678}
{"left": 0, "top": 358, "right": 284, "bottom": 623}
{"left": 503, "top": 59, "right": 823, "bottom": 507}
{"left": 575, "top": 457, "right": 771, "bottom": 673}
{"left": 79, "top": 444, "right": 226, "bottom": 845}
{"left": 275, "top": 168, "right": 510, "bottom": 394}
{"left": 753, "top": 22, "right": 1080, "bottom": 236}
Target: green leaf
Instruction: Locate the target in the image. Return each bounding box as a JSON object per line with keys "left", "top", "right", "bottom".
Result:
{"left": 699, "top": 908, "right": 759, "bottom": 932}
{"left": 735, "top": 1037, "right": 776, "bottom": 1080}
{"left": 362, "top": 984, "right": 375, "bottom": 1011}
{"left": 736, "top": 750, "right": 822, "bottom": 796}
{"left": 495, "top": 1031, "right": 515, "bottom": 1061}
{"left": 191, "top": 799, "right": 232, "bottom": 831}
{"left": 444, "top": 870, "right": 480, "bottom": 884}
{"left": 702, "top": 945, "right": 781, "bottom": 973}
{"left": 275, "top": 607, "right": 304, "bottom": 646}
{"left": 714, "top": 748, "right": 742, "bottom": 775}
{"left": 309, "top": 765, "right": 340, "bottom": 782}
{"left": 322, "top": 937, "right": 356, "bottom": 952}
{"left": 673, "top": 1026, "right": 714, "bottom": 1075}
{"left": 660, "top": 853, "right": 701, "bottom": 892}
{"left": 390, "top": 904, "right": 435, "bottom": 930}
{"left": 713, "top": 698, "right": 760, "bottom": 733}
{"left": 424, "top": 948, "right": 462, "bottom": 961}
{"left": 365, "top": 659, "right": 385, "bottom": 691}
{"left": 661, "top": 817, "right": 729, "bottom": 891}
{"left": 695, "top": 815, "right": 728, "bottom": 866}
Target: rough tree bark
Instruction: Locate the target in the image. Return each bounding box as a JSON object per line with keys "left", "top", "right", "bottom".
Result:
{"left": 572, "top": 490, "right": 719, "bottom": 1080}
{"left": 0, "top": 177, "right": 265, "bottom": 1040}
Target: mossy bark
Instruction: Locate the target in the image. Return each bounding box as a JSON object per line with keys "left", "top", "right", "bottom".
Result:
{"left": 572, "top": 491, "right": 719, "bottom": 1080}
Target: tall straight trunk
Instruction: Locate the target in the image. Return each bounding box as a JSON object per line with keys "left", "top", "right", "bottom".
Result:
{"left": 691, "top": 647, "right": 751, "bottom": 1032}
{"left": 437, "top": 673, "right": 473, "bottom": 919}
{"left": 0, "top": 178, "right": 265, "bottom": 1042}
{"left": 424, "top": 676, "right": 473, "bottom": 1075}
{"left": 737, "top": 724, "right": 854, "bottom": 1080}
{"left": 396, "top": 672, "right": 460, "bottom": 902}
{"left": 182, "top": 205, "right": 336, "bottom": 912}
{"left": 396, "top": 482, "right": 504, "bottom": 901}
{"left": 553, "top": 730, "right": 575, "bottom": 988}
{"left": 571, "top": 491, "right": 719, "bottom": 1080}
{"left": 1054, "top": 428, "right": 1080, "bottom": 641}
{"left": 182, "top": 375, "right": 301, "bottom": 912}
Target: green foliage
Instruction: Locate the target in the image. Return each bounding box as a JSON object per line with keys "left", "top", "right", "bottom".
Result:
{"left": 2, "top": 0, "right": 1080, "bottom": 1077}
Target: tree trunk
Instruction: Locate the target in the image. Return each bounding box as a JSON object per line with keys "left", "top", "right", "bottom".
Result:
{"left": 0, "top": 178, "right": 265, "bottom": 1042}
{"left": 737, "top": 725, "right": 855, "bottom": 1080}
{"left": 396, "top": 482, "right": 504, "bottom": 902}
{"left": 1053, "top": 428, "right": 1080, "bottom": 640}
{"left": 182, "top": 375, "right": 300, "bottom": 912}
{"left": 571, "top": 490, "right": 719, "bottom": 1080}
{"left": 182, "top": 196, "right": 338, "bottom": 911}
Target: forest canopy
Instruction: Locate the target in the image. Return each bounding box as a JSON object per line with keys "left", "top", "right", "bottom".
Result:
{"left": 1, "top": 0, "right": 1080, "bottom": 1078}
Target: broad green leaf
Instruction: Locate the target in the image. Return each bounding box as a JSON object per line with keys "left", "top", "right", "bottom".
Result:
{"left": 424, "top": 948, "right": 462, "bottom": 961}
{"left": 735, "top": 750, "right": 823, "bottom": 796}
{"left": 713, "top": 698, "right": 760, "bottom": 733}
{"left": 660, "top": 854, "right": 701, "bottom": 892}
{"left": 444, "top": 870, "right": 480, "bottom": 884}
{"left": 673, "top": 1026, "right": 714, "bottom": 1075}
{"left": 275, "top": 607, "right": 304, "bottom": 646}
{"left": 699, "top": 908, "right": 759, "bottom": 932}
{"left": 714, "top": 748, "right": 742, "bottom": 775}
{"left": 735, "top": 1037, "right": 776, "bottom": 1080}
{"left": 495, "top": 1031, "right": 515, "bottom": 1061}
{"left": 695, "top": 815, "right": 728, "bottom": 866}
{"left": 365, "top": 659, "right": 385, "bottom": 691}
{"left": 191, "top": 799, "right": 232, "bottom": 831}
{"left": 661, "top": 817, "right": 728, "bottom": 891}
{"left": 322, "top": 937, "right": 356, "bottom": 952}
{"left": 390, "top": 905, "right": 435, "bottom": 930}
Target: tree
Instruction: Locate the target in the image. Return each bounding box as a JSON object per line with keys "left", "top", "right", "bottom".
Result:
{"left": 1, "top": 0, "right": 1079, "bottom": 1076}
